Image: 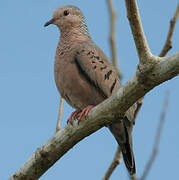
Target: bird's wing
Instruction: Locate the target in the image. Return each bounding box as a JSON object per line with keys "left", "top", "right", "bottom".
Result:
{"left": 75, "top": 41, "right": 121, "bottom": 98}
{"left": 75, "top": 41, "right": 137, "bottom": 174}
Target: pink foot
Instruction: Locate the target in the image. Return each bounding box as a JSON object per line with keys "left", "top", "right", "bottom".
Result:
{"left": 67, "top": 110, "right": 80, "bottom": 125}
{"left": 67, "top": 105, "right": 95, "bottom": 125}
{"left": 77, "top": 105, "right": 95, "bottom": 123}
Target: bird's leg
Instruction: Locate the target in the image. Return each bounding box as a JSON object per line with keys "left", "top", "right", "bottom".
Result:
{"left": 77, "top": 105, "right": 95, "bottom": 122}
{"left": 67, "top": 110, "right": 81, "bottom": 125}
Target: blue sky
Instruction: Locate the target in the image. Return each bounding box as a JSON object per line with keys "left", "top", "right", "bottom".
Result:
{"left": 0, "top": 0, "right": 178, "bottom": 180}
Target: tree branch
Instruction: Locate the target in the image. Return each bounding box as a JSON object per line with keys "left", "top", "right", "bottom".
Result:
{"left": 140, "top": 92, "right": 169, "bottom": 180}
{"left": 107, "top": 0, "right": 122, "bottom": 79}
{"left": 9, "top": 52, "right": 179, "bottom": 180}
{"left": 9, "top": 1, "right": 179, "bottom": 179}
{"left": 102, "top": 147, "right": 122, "bottom": 180}
{"left": 101, "top": 1, "right": 123, "bottom": 178}
{"left": 133, "top": 0, "right": 179, "bottom": 132}
{"left": 56, "top": 97, "right": 63, "bottom": 133}
{"left": 125, "top": 0, "right": 152, "bottom": 63}
{"left": 104, "top": 0, "right": 178, "bottom": 178}
{"left": 159, "top": 0, "right": 179, "bottom": 57}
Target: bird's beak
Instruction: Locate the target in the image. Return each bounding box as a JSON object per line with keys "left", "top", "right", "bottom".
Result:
{"left": 44, "top": 18, "right": 55, "bottom": 27}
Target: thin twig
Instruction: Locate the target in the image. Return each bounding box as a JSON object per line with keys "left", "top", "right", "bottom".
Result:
{"left": 56, "top": 97, "right": 63, "bottom": 133}
{"left": 107, "top": 0, "right": 122, "bottom": 79}
{"left": 102, "top": 1, "right": 122, "bottom": 179}
{"left": 140, "top": 92, "right": 169, "bottom": 180}
{"left": 102, "top": 147, "right": 122, "bottom": 180}
{"left": 140, "top": 2, "right": 179, "bottom": 177}
{"left": 159, "top": 0, "right": 179, "bottom": 57}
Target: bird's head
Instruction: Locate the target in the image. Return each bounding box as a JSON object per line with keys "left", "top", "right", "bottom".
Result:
{"left": 44, "top": 5, "right": 89, "bottom": 36}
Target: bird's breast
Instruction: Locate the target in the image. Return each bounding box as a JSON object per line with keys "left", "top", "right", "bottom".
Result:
{"left": 54, "top": 52, "right": 105, "bottom": 110}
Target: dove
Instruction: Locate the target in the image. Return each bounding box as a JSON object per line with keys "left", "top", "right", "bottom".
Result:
{"left": 44, "top": 5, "right": 137, "bottom": 175}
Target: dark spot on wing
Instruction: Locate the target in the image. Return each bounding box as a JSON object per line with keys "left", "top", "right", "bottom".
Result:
{"left": 99, "top": 60, "right": 104, "bottom": 64}
{"left": 60, "top": 52, "right": 64, "bottom": 55}
{"left": 93, "top": 66, "right": 97, "bottom": 69}
{"left": 81, "top": 49, "right": 85, "bottom": 52}
{"left": 87, "top": 51, "right": 95, "bottom": 56}
{"left": 92, "top": 61, "right": 96, "bottom": 63}
{"left": 64, "top": 94, "right": 71, "bottom": 103}
{"left": 75, "top": 58, "right": 107, "bottom": 99}
{"left": 110, "top": 79, "right": 117, "bottom": 93}
{"left": 105, "top": 70, "right": 112, "bottom": 80}
{"left": 100, "top": 66, "right": 107, "bottom": 70}
{"left": 93, "top": 56, "right": 100, "bottom": 60}
{"left": 76, "top": 51, "right": 80, "bottom": 55}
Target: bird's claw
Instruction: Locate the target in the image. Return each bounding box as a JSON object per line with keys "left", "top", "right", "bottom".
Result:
{"left": 67, "top": 110, "right": 80, "bottom": 125}
{"left": 77, "top": 105, "right": 94, "bottom": 123}
{"left": 67, "top": 105, "right": 95, "bottom": 125}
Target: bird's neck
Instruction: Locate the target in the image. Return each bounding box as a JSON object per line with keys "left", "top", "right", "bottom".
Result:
{"left": 59, "top": 27, "right": 91, "bottom": 44}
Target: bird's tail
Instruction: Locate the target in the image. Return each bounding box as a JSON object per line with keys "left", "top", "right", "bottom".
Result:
{"left": 120, "top": 136, "right": 136, "bottom": 175}
{"left": 109, "top": 121, "right": 136, "bottom": 175}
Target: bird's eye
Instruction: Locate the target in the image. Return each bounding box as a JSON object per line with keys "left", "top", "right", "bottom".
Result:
{"left": 63, "top": 10, "right": 69, "bottom": 16}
